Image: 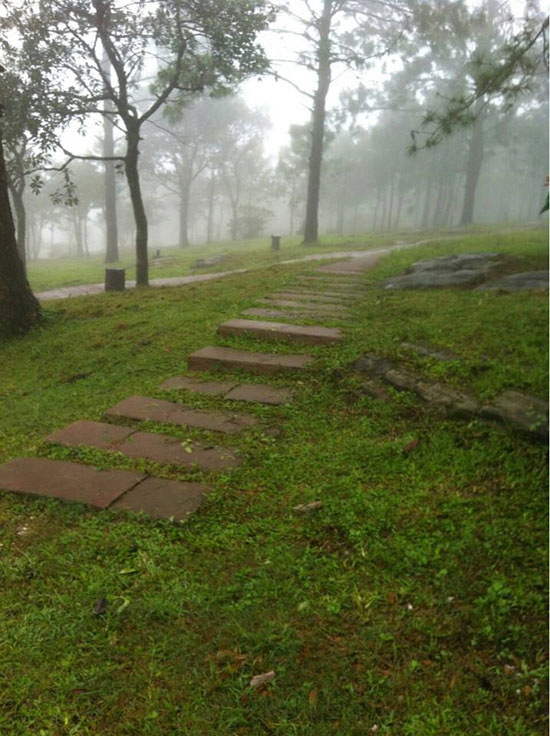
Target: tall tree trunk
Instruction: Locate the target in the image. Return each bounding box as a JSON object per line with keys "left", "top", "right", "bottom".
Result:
{"left": 459, "top": 100, "right": 486, "bottom": 226}
{"left": 381, "top": 186, "right": 387, "bottom": 230}
{"left": 421, "top": 180, "right": 432, "bottom": 228}
{"left": 10, "top": 185, "right": 26, "bottom": 268}
{"left": 303, "top": 0, "right": 332, "bottom": 245}
{"left": 125, "top": 126, "right": 149, "bottom": 286}
{"left": 372, "top": 188, "right": 381, "bottom": 230}
{"left": 432, "top": 177, "right": 446, "bottom": 227}
{"left": 387, "top": 175, "right": 395, "bottom": 229}
{"left": 337, "top": 200, "right": 345, "bottom": 235}
{"left": 73, "top": 210, "right": 83, "bottom": 256}
{"left": 178, "top": 175, "right": 191, "bottom": 247}
{"left": 393, "top": 185, "right": 403, "bottom": 229}
{"left": 0, "top": 135, "right": 40, "bottom": 337}
{"left": 206, "top": 173, "right": 215, "bottom": 243}
{"left": 103, "top": 54, "right": 119, "bottom": 263}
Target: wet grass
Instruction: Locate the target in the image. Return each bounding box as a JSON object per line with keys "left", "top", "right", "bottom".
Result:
{"left": 0, "top": 228, "right": 547, "bottom": 734}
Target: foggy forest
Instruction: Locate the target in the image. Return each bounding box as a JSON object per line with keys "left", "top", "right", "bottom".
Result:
{"left": 2, "top": 0, "right": 548, "bottom": 270}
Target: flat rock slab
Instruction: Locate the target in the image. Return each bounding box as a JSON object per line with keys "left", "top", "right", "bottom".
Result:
{"left": 383, "top": 253, "right": 500, "bottom": 290}
{"left": 479, "top": 271, "right": 549, "bottom": 292}
{"left": 105, "top": 395, "right": 256, "bottom": 434}
{"left": 242, "top": 307, "right": 350, "bottom": 324}
{"left": 383, "top": 269, "right": 490, "bottom": 290}
{"left": 188, "top": 346, "right": 314, "bottom": 375}
{"left": 257, "top": 299, "right": 349, "bottom": 314}
{"left": 162, "top": 376, "right": 292, "bottom": 405}
{"left": 0, "top": 457, "right": 144, "bottom": 508}
{"left": 272, "top": 290, "right": 359, "bottom": 302}
{"left": 159, "top": 377, "right": 237, "bottom": 395}
{"left": 47, "top": 420, "right": 241, "bottom": 472}
{"left": 225, "top": 384, "right": 292, "bottom": 405}
{"left": 316, "top": 254, "right": 382, "bottom": 274}
{"left": 111, "top": 477, "right": 211, "bottom": 520}
{"left": 217, "top": 318, "right": 343, "bottom": 346}
{"left": 269, "top": 292, "right": 355, "bottom": 304}
{"left": 297, "top": 276, "right": 363, "bottom": 285}
{"left": 480, "top": 390, "right": 548, "bottom": 440}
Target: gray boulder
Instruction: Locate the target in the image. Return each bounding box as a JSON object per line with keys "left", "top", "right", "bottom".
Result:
{"left": 478, "top": 271, "right": 549, "bottom": 293}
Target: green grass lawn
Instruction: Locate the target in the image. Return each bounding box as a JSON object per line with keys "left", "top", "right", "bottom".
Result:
{"left": 0, "top": 229, "right": 548, "bottom": 734}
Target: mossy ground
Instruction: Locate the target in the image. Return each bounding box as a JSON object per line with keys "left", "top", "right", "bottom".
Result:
{"left": 0, "top": 228, "right": 547, "bottom": 735}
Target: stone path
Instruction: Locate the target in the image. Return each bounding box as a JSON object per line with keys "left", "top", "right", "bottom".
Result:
{"left": 2, "top": 252, "right": 378, "bottom": 518}
{"left": 217, "top": 319, "right": 343, "bottom": 346}
{"left": 188, "top": 346, "right": 314, "bottom": 374}
{"left": 47, "top": 420, "right": 242, "bottom": 471}
{"left": 5, "top": 239, "right": 544, "bottom": 519}
{"left": 105, "top": 396, "right": 257, "bottom": 433}
{"left": 160, "top": 377, "right": 292, "bottom": 405}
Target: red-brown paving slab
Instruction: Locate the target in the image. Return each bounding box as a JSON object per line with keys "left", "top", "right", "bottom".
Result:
{"left": 242, "top": 307, "right": 349, "bottom": 322}
{"left": 269, "top": 292, "right": 355, "bottom": 304}
{"left": 257, "top": 298, "right": 349, "bottom": 314}
{"left": 111, "top": 476, "right": 211, "bottom": 520}
{"left": 121, "top": 431, "right": 241, "bottom": 471}
{"left": 105, "top": 395, "right": 256, "bottom": 433}
{"left": 161, "top": 375, "right": 292, "bottom": 405}
{"left": 225, "top": 384, "right": 292, "bottom": 405}
{"left": 159, "top": 376, "right": 237, "bottom": 394}
{"left": 217, "top": 318, "right": 343, "bottom": 346}
{"left": 0, "top": 457, "right": 144, "bottom": 508}
{"left": 188, "top": 346, "right": 313, "bottom": 375}
{"left": 316, "top": 254, "right": 382, "bottom": 273}
{"left": 47, "top": 420, "right": 241, "bottom": 472}
{"left": 47, "top": 420, "right": 135, "bottom": 449}
{"left": 282, "top": 290, "right": 360, "bottom": 300}
{"left": 297, "top": 276, "right": 362, "bottom": 285}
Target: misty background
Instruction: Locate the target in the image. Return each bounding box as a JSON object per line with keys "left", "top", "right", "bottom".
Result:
{"left": 6, "top": 0, "right": 549, "bottom": 261}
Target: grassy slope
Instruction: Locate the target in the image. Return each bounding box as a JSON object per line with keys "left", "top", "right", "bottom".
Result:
{"left": 0, "top": 229, "right": 548, "bottom": 735}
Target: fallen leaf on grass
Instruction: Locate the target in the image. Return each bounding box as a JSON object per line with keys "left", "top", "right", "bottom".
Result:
{"left": 308, "top": 689, "right": 318, "bottom": 706}
{"left": 250, "top": 671, "right": 276, "bottom": 688}
{"left": 93, "top": 597, "right": 108, "bottom": 616}
{"left": 293, "top": 501, "right": 323, "bottom": 513}
{"left": 402, "top": 438, "right": 420, "bottom": 453}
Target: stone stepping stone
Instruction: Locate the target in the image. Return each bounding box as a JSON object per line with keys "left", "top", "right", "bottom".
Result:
{"left": 46, "top": 420, "right": 241, "bottom": 472}
{"left": 217, "top": 318, "right": 343, "bottom": 346}
{"left": 159, "top": 377, "right": 237, "bottom": 396}
{"left": 0, "top": 457, "right": 211, "bottom": 519}
{"left": 188, "top": 346, "right": 313, "bottom": 375}
{"left": 257, "top": 299, "right": 349, "bottom": 314}
{"left": 316, "top": 254, "right": 382, "bottom": 274}
{"left": 242, "top": 307, "right": 349, "bottom": 323}
{"left": 269, "top": 292, "right": 355, "bottom": 304}
{"left": 478, "top": 271, "right": 549, "bottom": 292}
{"left": 110, "top": 476, "right": 211, "bottom": 520}
{"left": 284, "top": 290, "right": 360, "bottom": 300}
{"left": 105, "top": 395, "right": 256, "bottom": 434}
{"left": 297, "top": 276, "right": 363, "bottom": 286}
{"left": 0, "top": 457, "right": 145, "bottom": 509}
{"left": 225, "top": 384, "right": 292, "bottom": 405}
{"left": 480, "top": 391, "right": 548, "bottom": 440}
{"left": 160, "top": 376, "right": 292, "bottom": 405}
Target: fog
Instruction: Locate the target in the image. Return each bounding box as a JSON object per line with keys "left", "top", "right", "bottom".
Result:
{"left": 5, "top": 0, "right": 548, "bottom": 262}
